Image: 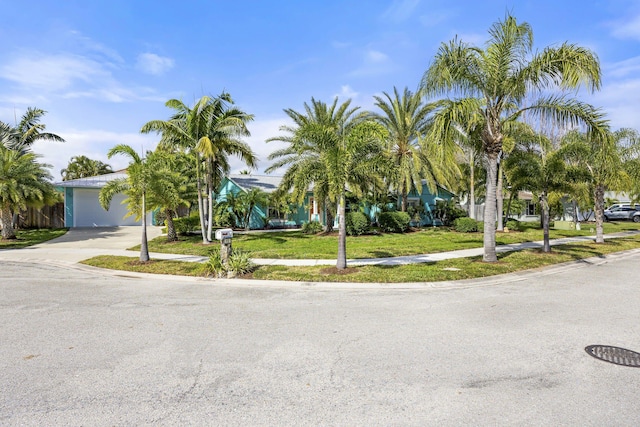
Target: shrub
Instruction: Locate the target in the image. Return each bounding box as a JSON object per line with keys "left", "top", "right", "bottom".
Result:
{"left": 206, "top": 248, "right": 254, "bottom": 278}
{"left": 454, "top": 217, "right": 478, "bottom": 232}
{"left": 173, "top": 215, "right": 200, "bottom": 235}
{"left": 378, "top": 211, "right": 411, "bottom": 233}
{"left": 432, "top": 200, "right": 467, "bottom": 226}
{"left": 506, "top": 219, "right": 520, "bottom": 231}
{"left": 206, "top": 248, "right": 226, "bottom": 278}
{"left": 346, "top": 211, "right": 370, "bottom": 236}
{"left": 302, "top": 221, "right": 323, "bottom": 234}
{"left": 226, "top": 250, "right": 254, "bottom": 276}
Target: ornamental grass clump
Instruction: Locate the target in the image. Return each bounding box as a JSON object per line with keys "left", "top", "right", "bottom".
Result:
{"left": 206, "top": 248, "right": 255, "bottom": 278}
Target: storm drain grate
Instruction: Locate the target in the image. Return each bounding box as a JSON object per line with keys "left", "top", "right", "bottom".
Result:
{"left": 585, "top": 345, "right": 640, "bottom": 367}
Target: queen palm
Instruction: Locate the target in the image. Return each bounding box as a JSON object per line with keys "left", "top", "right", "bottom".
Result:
{"left": 422, "top": 14, "right": 605, "bottom": 262}
{"left": 559, "top": 128, "right": 637, "bottom": 243}
{"left": 373, "top": 87, "right": 458, "bottom": 211}
{"left": 141, "top": 93, "right": 256, "bottom": 243}
{"left": 0, "top": 145, "right": 56, "bottom": 239}
{"left": 267, "top": 98, "right": 388, "bottom": 269}
{"left": 505, "top": 132, "right": 573, "bottom": 252}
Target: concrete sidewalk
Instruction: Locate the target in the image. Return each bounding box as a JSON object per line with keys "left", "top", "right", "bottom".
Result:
{"left": 2, "top": 226, "right": 637, "bottom": 268}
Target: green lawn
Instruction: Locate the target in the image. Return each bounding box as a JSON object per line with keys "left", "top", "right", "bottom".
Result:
{"left": 136, "top": 221, "right": 640, "bottom": 259}
{"left": 0, "top": 228, "right": 67, "bottom": 249}
{"left": 84, "top": 236, "right": 640, "bottom": 283}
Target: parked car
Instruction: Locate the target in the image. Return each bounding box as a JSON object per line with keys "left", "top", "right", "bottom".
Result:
{"left": 603, "top": 204, "right": 640, "bottom": 222}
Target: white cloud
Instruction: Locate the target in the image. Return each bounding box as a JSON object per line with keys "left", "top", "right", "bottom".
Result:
{"left": 0, "top": 51, "right": 165, "bottom": 104}
{"left": 231, "top": 117, "right": 290, "bottom": 175}
{"left": 136, "top": 53, "right": 175, "bottom": 75}
{"left": 348, "top": 48, "right": 394, "bottom": 77}
{"left": 0, "top": 53, "right": 103, "bottom": 91}
{"left": 32, "top": 129, "right": 158, "bottom": 181}
{"left": 381, "top": 0, "right": 421, "bottom": 23}
{"left": 604, "top": 56, "right": 640, "bottom": 78}
{"left": 367, "top": 49, "right": 389, "bottom": 63}
{"left": 610, "top": 14, "right": 640, "bottom": 41}
{"left": 335, "top": 85, "right": 358, "bottom": 99}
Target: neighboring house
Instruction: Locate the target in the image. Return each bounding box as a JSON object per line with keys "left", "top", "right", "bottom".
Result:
{"left": 216, "top": 174, "right": 455, "bottom": 229}
{"left": 216, "top": 174, "right": 309, "bottom": 229}
{"left": 55, "top": 171, "right": 152, "bottom": 227}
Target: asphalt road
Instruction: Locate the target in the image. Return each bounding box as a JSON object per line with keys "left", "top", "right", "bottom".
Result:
{"left": 1, "top": 255, "right": 640, "bottom": 425}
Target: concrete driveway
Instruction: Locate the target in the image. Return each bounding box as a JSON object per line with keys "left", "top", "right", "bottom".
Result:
{"left": 1, "top": 252, "right": 640, "bottom": 424}
{"left": 0, "top": 226, "right": 163, "bottom": 264}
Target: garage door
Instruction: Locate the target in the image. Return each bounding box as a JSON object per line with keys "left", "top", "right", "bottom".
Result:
{"left": 73, "top": 188, "right": 142, "bottom": 227}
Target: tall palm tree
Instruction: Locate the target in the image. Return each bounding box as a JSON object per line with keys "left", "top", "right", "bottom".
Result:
{"left": 559, "top": 128, "right": 636, "bottom": 243}
{"left": 373, "top": 87, "right": 458, "bottom": 211}
{"left": 99, "top": 145, "right": 153, "bottom": 261}
{"left": 61, "top": 155, "right": 113, "bottom": 181}
{"left": 421, "top": 14, "right": 605, "bottom": 262}
{"left": 0, "top": 145, "right": 56, "bottom": 239}
{"left": 141, "top": 93, "right": 256, "bottom": 243}
{"left": 2, "top": 107, "right": 64, "bottom": 152}
{"left": 267, "top": 97, "right": 388, "bottom": 269}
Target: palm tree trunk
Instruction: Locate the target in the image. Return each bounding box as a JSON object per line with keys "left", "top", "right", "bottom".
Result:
{"left": 195, "top": 156, "right": 208, "bottom": 244}
{"left": 496, "top": 160, "right": 504, "bottom": 231}
{"left": 469, "top": 151, "right": 475, "bottom": 220}
{"left": 594, "top": 183, "right": 605, "bottom": 243}
{"left": 207, "top": 186, "right": 214, "bottom": 242}
{"left": 0, "top": 206, "right": 16, "bottom": 239}
{"left": 401, "top": 184, "right": 408, "bottom": 212}
{"left": 483, "top": 153, "right": 498, "bottom": 262}
{"left": 541, "top": 191, "right": 551, "bottom": 252}
{"left": 165, "top": 208, "right": 177, "bottom": 242}
{"left": 505, "top": 192, "right": 514, "bottom": 224}
{"left": 140, "top": 192, "right": 150, "bottom": 262}
{"left": 337, "top": 194, "right": 347, "bottom": 269}
{"left": 324, "top": 198, "right": 334, "bottom": 233}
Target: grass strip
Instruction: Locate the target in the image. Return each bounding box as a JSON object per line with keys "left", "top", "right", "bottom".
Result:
{"left": 0, "top": 228, "right": 68, "bottom": 249}
{"left": 135, "top": 222, "right": 640, "bottom": 259}
{"left": 84, "top": 236, "right": 640, "bottom": 283}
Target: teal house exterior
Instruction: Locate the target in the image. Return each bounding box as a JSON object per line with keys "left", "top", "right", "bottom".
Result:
{"left": 216, "top": 174, "right": 311, "bottom": 229}
{"left": 216, "top": 174, "right": 455, "bottom": 230}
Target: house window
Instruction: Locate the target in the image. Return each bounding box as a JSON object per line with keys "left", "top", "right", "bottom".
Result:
{"left": 526, "top": 201, "right": 536, "bottom": 216}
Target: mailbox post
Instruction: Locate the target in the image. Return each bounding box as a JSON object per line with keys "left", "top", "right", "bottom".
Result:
{"left": 215, "top": 228, "right": 233, "bottom": 266}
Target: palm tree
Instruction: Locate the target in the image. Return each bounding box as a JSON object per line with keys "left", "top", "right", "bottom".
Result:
{"left": 2, "top": 107, "right": 64, "bottom": 152}
{"left": 559, "top": 129, "right": 636, "bottom": 243}
{"left": 146, "top": 149, "right": 194, "bottom": 242}
{"left": 267, "top": 97, "right": 388, "bottom": 269}
{"left": 0, "top": 145, "right": 56, "bottom": 239}
{"left": 61, "top": 155, "right": 113, "bottom": 180}
{"left": 99, "top": 145, "right": 153, "bottom": 261}
{"left": 421, "top": 14, "right": 605, "bottom": 262}
{"left": 373, "top": 87, "right": 458, "bottom": 211}
{"left": 237, "top": 188, "right": 269, "bottom": 231}
{"left": 141, "top": 93, "right": 256, "bottom": 243}
{"left": 505, "top": 133, "right": 572, "bottom": 252}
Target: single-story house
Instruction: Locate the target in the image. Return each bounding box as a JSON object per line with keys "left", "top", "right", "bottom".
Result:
{"left": 216, "top": 174, "right": 455, "bottom": 229}
{"left": 55, "top": 171, "right": 153, "bottom": 227}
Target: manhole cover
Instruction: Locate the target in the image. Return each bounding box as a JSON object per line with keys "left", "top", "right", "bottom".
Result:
{"left": 585, "top": 345, "right": 640, "bottom": 367}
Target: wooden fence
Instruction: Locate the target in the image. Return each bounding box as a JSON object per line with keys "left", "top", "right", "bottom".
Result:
{"left": 17, "top": 203, "right": 65, "bottom": 229}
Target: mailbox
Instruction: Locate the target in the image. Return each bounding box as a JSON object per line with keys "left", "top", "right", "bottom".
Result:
{"left": 215, "top": 228, "right": 233, "bottom": 240}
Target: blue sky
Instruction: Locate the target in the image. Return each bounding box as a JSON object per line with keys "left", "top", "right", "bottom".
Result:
{"left": 2, "top": 0, "right": 640, "bottom": 180}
